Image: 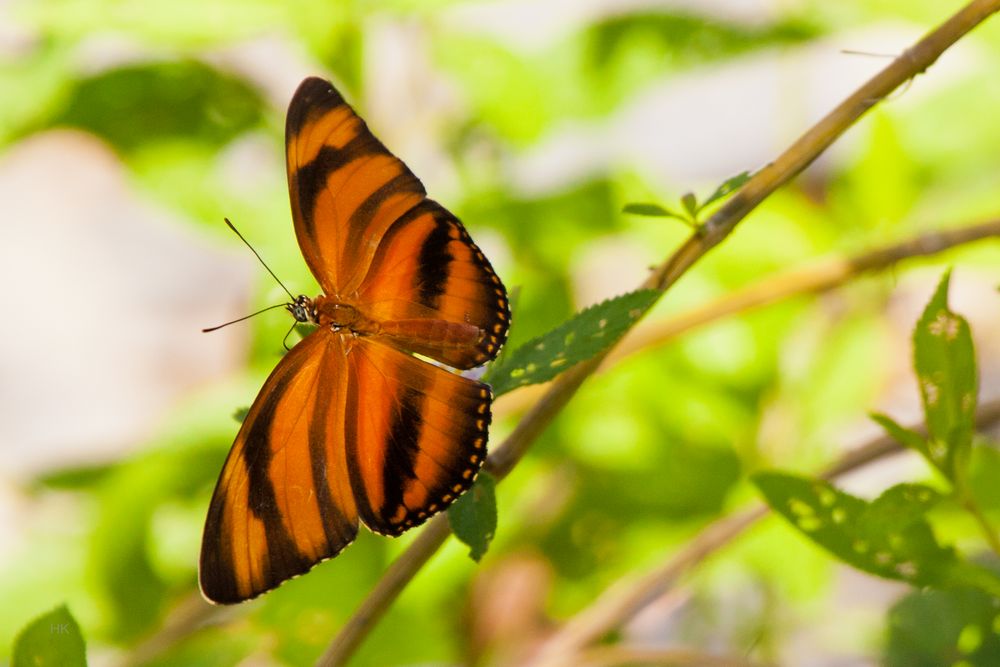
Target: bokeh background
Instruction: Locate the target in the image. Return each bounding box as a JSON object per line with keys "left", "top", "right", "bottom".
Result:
{"left": 1, "top": 0, "right": 999, "bottom": 664}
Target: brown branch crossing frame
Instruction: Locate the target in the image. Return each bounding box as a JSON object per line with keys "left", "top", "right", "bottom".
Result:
{"left": 317, "top": 2, "right": 1000, "bottom": 664}
{"left": 496, "top": 219, "right": 1000, "bottom": 416}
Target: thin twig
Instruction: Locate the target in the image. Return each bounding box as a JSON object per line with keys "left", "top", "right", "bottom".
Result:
{"left": 316, "top": 3, "right": 1000, "bottom": 665}
{"left": 610, "top": 219, "right": 1000, "bottom": 366}
{"left": 576, "top": 645, "right": 768, "bottom": 667}
{"left": 526, "top": 399, "right": 1000, "bottom": 667}
{"left": 497, "top": 218, "right": 1000, "bottom": 417}
{"left": 525, "top": 508, "right": 767, "bottom": 667}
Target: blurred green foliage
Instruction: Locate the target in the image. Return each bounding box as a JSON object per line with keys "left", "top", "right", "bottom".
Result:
{"left": 886, "top": 585, "right": 1000, "bottom": 666}
{"left": 3, "top": 1, "right": 1000, "bottom": 665}
{"left": 12, "top": 605, "right": 86, "bottom": 667}
{"left": 49, "top": 62, "right": 266, "bottom": 153}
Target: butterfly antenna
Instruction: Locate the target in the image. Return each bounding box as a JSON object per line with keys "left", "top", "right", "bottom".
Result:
{"left": 202, "top": 303, "right": 289, "bottom": 333}
{"left": 223, "top": 217, "right": 296, "bottom": 301}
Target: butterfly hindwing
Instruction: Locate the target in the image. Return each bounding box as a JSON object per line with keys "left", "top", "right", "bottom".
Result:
{"left": 200, "top": 330, "right": 358, "bottom": 604}
{"left": 345, "top": 337, "right": 489, "bottom": 534}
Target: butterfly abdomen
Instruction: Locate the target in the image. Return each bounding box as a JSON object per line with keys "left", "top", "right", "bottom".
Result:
{"left": 312, "top": 297, "right": 484, "bottom": 355}
{"left": 379, "top": 318, "right": 484, "bottom": 351}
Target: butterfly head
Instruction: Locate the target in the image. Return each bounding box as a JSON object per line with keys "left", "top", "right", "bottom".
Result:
{"left": 286, "top": 295, "right": 315, "bottom": 324}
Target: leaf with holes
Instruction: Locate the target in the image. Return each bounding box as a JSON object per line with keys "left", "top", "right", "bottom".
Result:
{"left": 484, "top": 289, "right": 659, "bottom": 396}
{"left": 861, "top": 483, "right": 944, "bottom": 533}
{"left": 753, "top": 472, "right": 1000, "bottom": 590}
{"left": 913, "top": 270, "right": 978, "bottom": 480}
{"left": 13, "top": 605, "right": 87, "bottom": 667}
{"left": 449, "top": 472, "right": 497, "bottom": 562}
{"left": 699, "top": 170, "right": 752, "bottom": 211}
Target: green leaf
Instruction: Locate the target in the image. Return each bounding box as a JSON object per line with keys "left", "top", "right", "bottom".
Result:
{"left": 87, "top": 446, "right": 222, "bottom": 640}
{"left": 33, "top": 461, "right": 118, "bottom": 491}
{"left": 753, "top": 472, "right": 999, "bottom": 591}
{"left": 232, "top": 406, "right": 249, "bottom": 423}
{"left": 871, "top": 412, "right": 931, "bottom": 461}
{"left": 621, "top": 203, "right": 687, "bottom": 221}
{"left": 913, "top": 270, "right": 978, "bottom": 480}
{"left": 448, "top": 472, "right": 497, "bottom": 562}
{"left": 622, "top": 171, "right": 751, "bottom": 225}
{"left": 886, "top": 587, "right": 1000, "bottom": 667}
{"left": 484, "top": 289, "right": 659, "bottom": 396}
{"left": 50, "top": 61, "right": 265, "bottom": 154}
{"left": 12, "top": 605, "right": 87, "bottom": 667}
{"left": 967, "top": 446, "right": 1000, "bottom": 511}
{"left": 699, "top": 170, "right": 752, "bottom": 211}
{"left": 680, "top": 192, "right": 699, "bottom": 219}
{"left": 90, "top": 466, "right": 169, "bottom": 640}
{"left": 863, "top": 483, "right": 944, "bottom": 531}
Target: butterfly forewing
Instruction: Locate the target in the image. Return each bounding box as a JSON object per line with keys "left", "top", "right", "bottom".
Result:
{"left": 286, "top": 77, "right": 426, "bottom": 295}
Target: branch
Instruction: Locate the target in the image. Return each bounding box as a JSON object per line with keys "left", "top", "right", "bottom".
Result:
{"left": 576, "top": 645, "right": 768, "bottom": 667}
{"left": 317, "top": 3, "right": 1000, "bottom": 664}
{"left": 610, "top": 219, "right": 1000, "bottom": 365}
{"left": 497, "top": 218, "right": 1000, "bottom": 416}
{"left": 527, "top": 399, "right": 1000, "bottom": 667}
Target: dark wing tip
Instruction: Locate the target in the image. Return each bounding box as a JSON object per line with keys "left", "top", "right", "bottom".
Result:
{"left": 293, "top": 76, "right": 346, "bottom": 105}
{"left": 198, "top": 537, "right": 359, "bottom": 605}
{"left": 198, "top": 559, "right": 244, "bottom": 606}
{"left": 198, "top": 528, "right": 247, "bottom": 605}
{"left": 286, "top": 76, "right": 350, "bottom": 137}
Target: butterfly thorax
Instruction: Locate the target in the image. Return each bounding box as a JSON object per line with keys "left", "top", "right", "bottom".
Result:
{"left": 293, "top": 295, "right": 382, "bottom": 335}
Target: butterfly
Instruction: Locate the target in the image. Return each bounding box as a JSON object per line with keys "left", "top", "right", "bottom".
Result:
{"left": 199, "top": 77, "right": 509, "bottom": 604}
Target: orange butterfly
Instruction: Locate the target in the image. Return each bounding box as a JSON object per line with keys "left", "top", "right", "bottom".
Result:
{"left": 199, "top": 77, "right": 509, "bottom": 604}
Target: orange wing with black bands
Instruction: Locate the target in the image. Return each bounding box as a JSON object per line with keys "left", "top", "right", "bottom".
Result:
{"left": 345, "top": 337, "right": 490, "bottom": 534}
{"left": 202, "top": 77, "right": 509, "bottom": 604}
{"left": 200, "top": 330, "right": 358, "bottom": 604}
{"left": 286, "top": 77, "right": 425, "bottom": 297}
{"left": 200, "top": 332, "right": 492, "bottom": 603}
{"left": 285, "top": 77, "right": 509, "bottom": 369}
{"left": 358, "top": 199, "right": 509, "bottom": 369}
